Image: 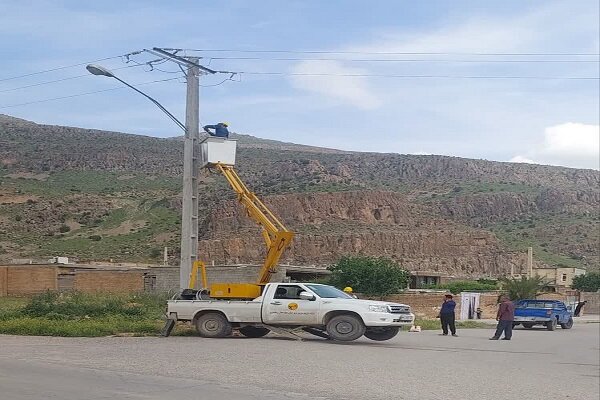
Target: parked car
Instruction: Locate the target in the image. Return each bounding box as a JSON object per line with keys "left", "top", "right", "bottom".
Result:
{"left": 513, "top": 299, "right": 574, "bottom": 331}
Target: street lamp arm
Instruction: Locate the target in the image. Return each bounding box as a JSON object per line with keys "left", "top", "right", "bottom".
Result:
{"left": 110, "top": 75, "right": 187, "bottom": 133}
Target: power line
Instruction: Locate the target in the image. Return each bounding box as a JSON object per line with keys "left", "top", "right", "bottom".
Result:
{"left": 204, "top": 56, "right": 599, "bottom": 63}
{"left": 0, "top": 77, "right": 181, "bottom": 109}
{"left": 180, "top": 48, "right": 600, "bottom": 57}
{"left": 0, "top": 55, "right": 128, "bottom": 83}
{"left": 238, "top": 71, "right": 599, "bottom": 80}
{"left": 0, "top": 64, "right": 147, "bottom": 94}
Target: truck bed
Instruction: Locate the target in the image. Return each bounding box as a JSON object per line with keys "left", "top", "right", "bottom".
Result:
{"left": 167, "top": 299, "right": 263, "bottom": 323}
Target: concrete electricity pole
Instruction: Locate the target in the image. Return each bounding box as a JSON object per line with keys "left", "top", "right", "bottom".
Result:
{"left": 180, "top": 58, "right": 200, "bottom": 290}
{"left": 89, "top": 48, "right": 221, "bottom": 291}
{"left": 145, "top": 49, "right": 217, "bottom": 290}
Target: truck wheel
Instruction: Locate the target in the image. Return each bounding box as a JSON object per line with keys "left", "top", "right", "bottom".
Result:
{"left": 326, "top": 314, "right": 366, "bottom": 342}
{"left": 239, "top": 326, "right": 270, "bottom": 338}
{"left": 364, "top": 327, "right": 400, "bottom": 341}
{"left": 560, "top": 318, "right": 573, "bottom": 330}
{"left": 195, "top": 313, "right": 232, "bottom": 338}
{"left": 522, "top": 323, "right": 534, "bottom": 329}
{"left": 546, "top": 317, "right": 557, "bottom": 331}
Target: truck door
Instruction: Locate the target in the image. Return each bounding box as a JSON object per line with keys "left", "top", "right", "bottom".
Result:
{"left": 262, "top": 284, "right": 320, "bottom": 325}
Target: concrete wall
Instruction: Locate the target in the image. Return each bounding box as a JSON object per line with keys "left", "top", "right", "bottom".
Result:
{"left": 379, "top": 292, "right": 501, "bottom": 319}
{"left": 72, "top": 270, "right": 145, "bottom": 293}
{"left": 581, "top": 292, "right": 600, "bottom": 315}
{"left": 148, "top": 265, "right": 286, "bottom": 292}
{"left": 0, "top": 266, "right": 58, "bottom": 296}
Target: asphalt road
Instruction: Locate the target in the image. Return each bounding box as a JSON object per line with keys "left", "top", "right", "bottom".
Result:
{"left": 0, "top": 322, "right": 598, "bottom": 400}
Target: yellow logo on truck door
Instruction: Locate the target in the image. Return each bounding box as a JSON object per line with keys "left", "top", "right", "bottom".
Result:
{"left": 288, "top": 302, "right": 298, "bottom": 310}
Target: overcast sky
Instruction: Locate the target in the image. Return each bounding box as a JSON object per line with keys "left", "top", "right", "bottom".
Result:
{"left": 1, "top": 0, "right": 598, "bottom": 169}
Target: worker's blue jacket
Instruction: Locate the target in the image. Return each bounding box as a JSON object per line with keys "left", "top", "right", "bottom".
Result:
{"left": 203, "top": 123, "right": 230, "bottom": 138}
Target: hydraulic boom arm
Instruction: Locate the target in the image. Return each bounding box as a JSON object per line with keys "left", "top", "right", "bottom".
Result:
{"left": 216, "top": 163, "right": 294, "bottom": 285}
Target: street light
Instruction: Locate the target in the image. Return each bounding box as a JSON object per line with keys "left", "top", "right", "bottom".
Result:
{"left": 86, "top": 64, "right": 186, "bottom": 132}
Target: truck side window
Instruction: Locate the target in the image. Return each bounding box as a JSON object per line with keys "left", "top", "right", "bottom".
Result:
{"left": 274, "top": 285, "right": 303, "bottom": 300}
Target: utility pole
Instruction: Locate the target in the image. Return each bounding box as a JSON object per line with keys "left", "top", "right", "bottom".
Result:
{"left": 180, "top": 58, "right": 200, "bottom": 289}
{"left": 111, "top": 48, "right": 219, "bottom": 291}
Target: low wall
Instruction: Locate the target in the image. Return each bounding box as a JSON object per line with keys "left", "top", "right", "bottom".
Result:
{"left": 147, "top": 265, "right": 287, "bottom": 292}
{"left": 0, "top": 266, "right": 58, "bottom": 296}
{"left": 73, "top": 270, "right": 145, "bottom": 293}
{"left": 380, "top": 291, "right": 579, "bottom": 319}
{"left": 581, "top": 292, "right": 600, "bottom": 315}
{"left": 379, "top": 292, "right": 501, "bottom": 319}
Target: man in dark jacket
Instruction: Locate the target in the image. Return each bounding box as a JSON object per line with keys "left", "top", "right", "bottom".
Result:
{"left": 203, "top": 122, "right": 230, "bottom": 138}
{"left": 490, "top": 295, "right": 515, "bottom": 340}
{"left": 439, "top": 294, "right": 457, "bottom": 337}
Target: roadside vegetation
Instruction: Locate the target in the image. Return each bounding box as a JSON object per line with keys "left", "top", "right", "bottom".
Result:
{"left": 572, "top": 272, "right": 600, "bottom": 292}
{"left": 499, "top": 276, "right": 550, "bottom": 300}
{"left": 328, "top": 256, "right": 410, "bottom": 298}
{"left": 0, "top": 292, "right": 187, "bottom": 337}
{"left": 422, "top": 279, "right": 499, "bottom": 294}
{"left": 415, "top": 319, "right": 493, "bottom": 330}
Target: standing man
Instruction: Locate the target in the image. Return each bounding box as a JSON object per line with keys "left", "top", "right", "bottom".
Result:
{"left": 490, "top": 295, "right": 515, "bottom": 340}
{"left": 574, "top": 301, "right": 587, "bottom": 317}
{"left": 203, "top": 122, "right": 230, "bottom": 138}
{"left": 439, "top": 294, "right": 458, "bottom": 337}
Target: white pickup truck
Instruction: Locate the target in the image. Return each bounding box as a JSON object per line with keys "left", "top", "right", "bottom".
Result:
{"left": 166, "top": 282, "right": 415, "bottom": 342}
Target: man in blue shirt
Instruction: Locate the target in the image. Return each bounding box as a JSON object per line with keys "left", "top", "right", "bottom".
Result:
{"left": 203, "top": 122, "right": 230, "bottom": 138}
{"left": 439, "top": 294, "right": 457, "bottom": 337}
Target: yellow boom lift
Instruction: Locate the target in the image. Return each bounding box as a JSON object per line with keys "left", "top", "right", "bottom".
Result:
{"left": 189, "top": 163, "right": 294, "bottom": 300}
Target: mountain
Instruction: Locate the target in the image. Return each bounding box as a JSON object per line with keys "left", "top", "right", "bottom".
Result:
{"left": 0, "top": 115, "right": 598, "bottom": 277}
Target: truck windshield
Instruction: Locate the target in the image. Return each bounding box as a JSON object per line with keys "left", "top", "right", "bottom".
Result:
{"left": 305, "top": 284, "right": 352, "bottom": 299}
{"left": 525, "top": 302, "right": 554, "bottom": 309}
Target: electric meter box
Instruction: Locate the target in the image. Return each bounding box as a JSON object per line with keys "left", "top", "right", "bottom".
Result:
{"left": 199, "top": 137, "right": 237, "bottom": 168}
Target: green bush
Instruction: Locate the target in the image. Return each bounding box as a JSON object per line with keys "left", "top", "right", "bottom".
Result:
{"left": 328, "top": 256, "right": 409, "bottom": 297}
{"left": 499, "top": 276, "right": 549, "bottom": 300}
{"left": 58, "top": 224, "right": 71, "bottom": 233}
{"left": 22, "top": 291, "right": 168, "bottom": 320}
{"left": 0, "top": 292, "right": 174, "bottom": 337}
{"left": 572, "top": 272, "right": 600, "bottom": 292}
{"left": 434, "top": 280, "right": 498, "bottom": 294}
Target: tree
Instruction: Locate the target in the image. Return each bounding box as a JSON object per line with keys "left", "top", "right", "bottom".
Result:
{"left": 572, "top": 273, "right": 600, "bottom": 292}
{"left": 499, "top": 276, "right": 549, "bottom": 300}
{"left": 328, "top": 256, "right": 409, "bottom": 298}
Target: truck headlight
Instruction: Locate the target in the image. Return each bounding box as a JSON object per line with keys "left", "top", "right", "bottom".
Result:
{"left": 369, "top": 305, "right": 389, "bottom": 313}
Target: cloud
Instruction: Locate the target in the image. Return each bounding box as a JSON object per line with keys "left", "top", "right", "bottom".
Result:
{"left": 509, "top": 155, "right": 536, "bottom": 164}
{"left": 511, "top": 123, "right": 600, "bottom": 169}
{"left": 289, "top": 60, "right": 382, "bottom": 110}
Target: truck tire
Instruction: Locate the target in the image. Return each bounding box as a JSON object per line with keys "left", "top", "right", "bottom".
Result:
{"left": 560, "top": 318, "right": 573, "bottom": 330}
{"left": 546, "top": 317, "right": 557, "bottom": 331}
{"left": 195, "top": 313, "right": 232, "bottom": 338}
{"left": 239, "top": 326, "right": 270, "bottom": 338}
{"left": 522, "top": 323, "right": 534, "bottom": 329}
{"left": 364, "top": 327, "right": 400, "bottom": 341}
{"left": 326, "top": 314, "right": 366, "bottom": 342}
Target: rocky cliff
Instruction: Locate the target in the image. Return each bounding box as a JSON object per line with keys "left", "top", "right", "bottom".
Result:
{"left": 0, "top": 115, "right": 598, "bottom": 276}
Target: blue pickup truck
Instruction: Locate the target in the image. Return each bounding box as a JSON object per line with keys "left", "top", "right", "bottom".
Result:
{"left": 513, "top": 300, "right": 574, "bottom": 331}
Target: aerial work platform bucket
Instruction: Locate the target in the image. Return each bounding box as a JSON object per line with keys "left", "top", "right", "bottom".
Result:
{"left": 199, "top": 137, "right": 237, "bottom": 168}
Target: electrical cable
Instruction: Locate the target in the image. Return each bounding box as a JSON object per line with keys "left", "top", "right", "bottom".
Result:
{"left": 0, "top": 64, "right": 146, "bottom": 94}
{"left": 0, "top": 55, "right": 130, "bottom": 83}
{"left": 237, "top": 72, "right": 599, "bottom": 80}
{"left": 0, "top": 77, "right": 181, "bottom": 109}
{"left": 179, "top": 48, "right": 600, "bottom": 57}
{"left": 204, "top": 56, "right": 599, "bottom": 63}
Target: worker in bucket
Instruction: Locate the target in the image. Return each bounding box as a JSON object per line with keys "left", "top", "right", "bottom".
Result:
{"left": 343, "top": 287, "right": 358, "bottom": 299}
{"left": 203, "top": 122, "right": 230, "bottom": 138}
